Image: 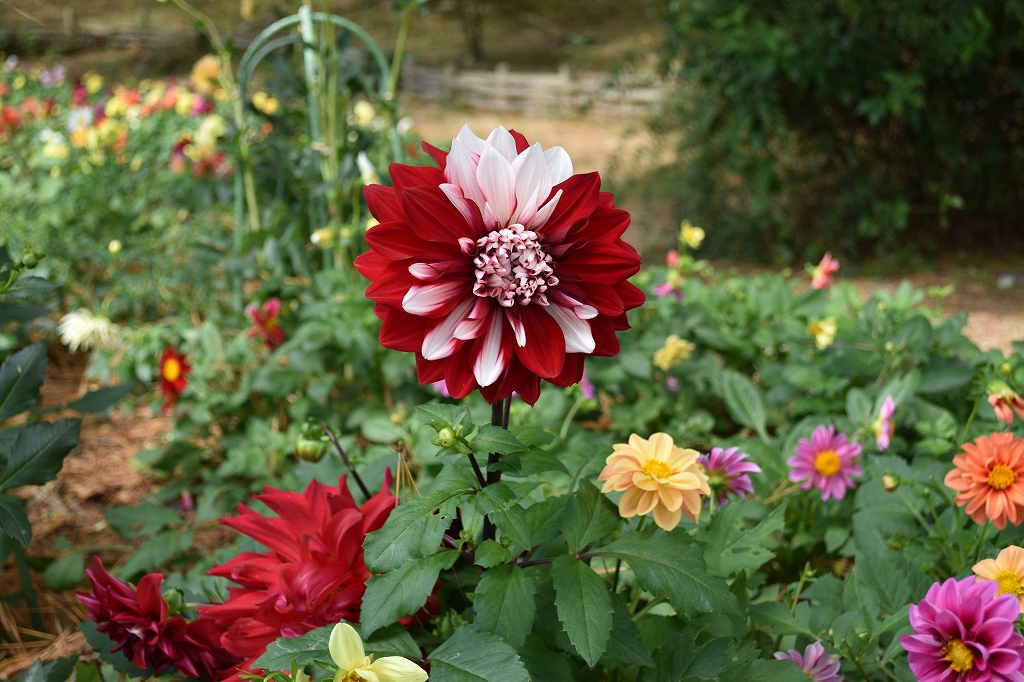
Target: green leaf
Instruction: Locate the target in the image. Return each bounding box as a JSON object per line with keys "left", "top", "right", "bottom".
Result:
{"left": 0, "top": 342, "right": 48, "bottom": 422}
{"left": 44, "top": 550, "right": 85, "bottom": 590}
{"left": 428, "top": 626, "right": 530, "bottom": 682}
{"left": 845, "top": 388, "right": 872, "bottom": 426}
{"left": 638, "top": 630, "right": 727, "bottom": 682}
{"left": 721, "top": 371, "right": 768, "bottom": 440}
{"left": 496, "top": 448, "right": 568, "bottom": 476}
{"left": 116, "top": 530, "right": 194, "bottom": 580}
{"left": 0, "top": 493, "right": 31, "bottom": 546}
{"left": 6, "top": 277, "right": 59, "bottom": 300}
{"left": 363, "top": 623, "right": 422, "bottom": 659}
{"left": 253, "top": 625, "right": 333, "bottom": 673}
{"left": 602, "top": 597, "right": 654, "bottom": 668}
{"left": 475, "top": 484, "right": 532, "bottom": 549}
{"left": 594, "top": 531, "right": 735, "bottom": 614}
{"left": 559, "top": 478, "right": 620, "bottom": 554}
{"left": 749, "top": 601, "right": 814, "bottom": 637}
{"left": 16, "top": 656, "right": 79, "bottom": 682}
{"left": 78, "top": 620, "right": 150, "bottom": 676}
{"left": 473, "top": 565, "right": 536, "bottom": 648}
{"left": 360, "top": 550, "right": 459, "bottom": 637}
{"left": 66, "top": 382, "right": 136, "bottom": 414}
{"left": 551, "top": 554, "right": 613, "bottom": 668}
{"left": 473, "top": 426, "right": 528, "bottom": 456}
{"left": 0, "top": 419, "right": 81, "bottom": 491}
{"left": 104, "top": 502, "right": 181, "bottom": 539}
{"left": 518, "top": 636, "right": 575, "bottom": 682}
{"left": 363, "top": 489, "right": 466, "bottom": 573}
{"left": 474, "top": 540, "right": 511, "bottom": 568}
{"left": 416, "top": 403, "right": 471, "bottom": 430}
{"left": 717, "top": 654, "right": 810, "bottom": 682}
{"left": 700, "top": 500, "right": 786, "bottom": 576}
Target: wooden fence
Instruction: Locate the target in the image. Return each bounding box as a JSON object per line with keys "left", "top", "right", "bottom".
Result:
{"left": 402, "top": 61, "right": 668, "bottom": 118}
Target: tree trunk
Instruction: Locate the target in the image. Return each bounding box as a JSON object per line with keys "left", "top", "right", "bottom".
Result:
{"left": 454, "top": 0, "right": 486, "bottom": 63}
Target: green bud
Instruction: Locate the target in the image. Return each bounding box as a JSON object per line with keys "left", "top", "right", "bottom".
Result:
{"left": 21, "top": 253, "right": 38, "bottom": 268}
{"left": 1003, "top": 362, "right": 1013, "bottom": 375}
{"left": 162, "top": 588, "right": 185, "bottom": 615}
{"left": 438, "top": 427, "right": 457, "bottom": 448}
{"left": 295, "top": 436, "right": 329, "bottom": 462}
{"left": 882, "top": 473, "right": 899, "bottom": 492}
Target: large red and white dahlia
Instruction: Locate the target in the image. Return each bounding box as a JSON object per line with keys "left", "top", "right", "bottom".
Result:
{"left": 355, "top": 125, "right": 644, "bottom": 405}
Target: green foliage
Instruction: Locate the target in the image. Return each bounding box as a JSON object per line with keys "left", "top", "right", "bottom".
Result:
{"left": 649, "top": 0, "right": 1024, "bottom": 260}
{"left": 428, "top": 627, "right": 530, "bottom": 682}
{"left": 550, "top": 555, "right": 614, "bottom": 667}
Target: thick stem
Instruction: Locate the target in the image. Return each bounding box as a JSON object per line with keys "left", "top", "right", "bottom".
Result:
{"left": 320, "top": 425, "right": 372, "bottom": 500}
{"left": 482, "top": 398, "right": 508, "bottom": 540}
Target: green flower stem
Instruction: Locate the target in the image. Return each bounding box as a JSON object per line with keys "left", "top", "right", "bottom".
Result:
{"left": 559, "top": 396, "right": 583, "bottom": 441}
{"left": 961, "top": 394, "right": 982, "bottom": 445}
{"left": 482, "top": 397, "right": 511, "bottom": 541}
{"left": 974, "top": 520, "right": 992, "bottom": 564}
{"left": 631, "top": 594, "right": 665, "bottom": 621}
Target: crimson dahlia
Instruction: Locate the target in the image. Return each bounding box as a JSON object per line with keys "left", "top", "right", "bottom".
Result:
{"left": 197, "top": 476, "right": 396, "bottom": 669}
{"left": 354, "top": 125, "right": 644, "bottom": 405}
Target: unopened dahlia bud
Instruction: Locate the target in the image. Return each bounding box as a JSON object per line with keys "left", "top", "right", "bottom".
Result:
{"left": 882, "top": 473, "right": 899, "bottom": 492}
{"left": 437, "top": 427, "right": 457, "bottom": 448}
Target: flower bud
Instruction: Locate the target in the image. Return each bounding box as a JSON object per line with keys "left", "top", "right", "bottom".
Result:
{"left": 882, "top": 474, "right": 899, "bottom": 492}
{"left": 108, "top": 239, "right": 122, "bottom": 254}
{"left": 295, "top": 436, "right": 329, "bottom": 462}
{"left": 437, "top": 427, "right": 457, "bottom": 448}
{"left": 311, "top": 227, "right": 335, "bottom": 248}
{"left": 20, "top": 250, "right": 41, "bottom": 268}
{"left": 1003, "top": 362, "right": 1013, "bottom": 375}
{"left": 162, "top": 588, "right": 185, "bottom": 616}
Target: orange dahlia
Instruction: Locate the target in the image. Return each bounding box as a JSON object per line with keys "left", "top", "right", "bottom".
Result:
{"left": 945, "top": 433, "right": 1024, "bottom": 530}
{"left": 974, "top": 545, "right": 1024, "bottom": 608}
{"left": 598, "top": 432, "right": 710, "bottom": 531}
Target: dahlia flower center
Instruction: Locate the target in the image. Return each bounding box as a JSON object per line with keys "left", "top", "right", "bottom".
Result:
{"left": 813, "top": 450, "right": 841, "bottom": 477}
{"left": 995, "top": 569, "right": 1024, "bottom": 597}
{"left": 644, "top": 459, "right": 673, "bottom": 479}
{"left": 162, "top": 358, "right": 181, "bottom": 382}
{"left": 706, "top": 470, "right": 728, "bottom": 491}
{"left": 941, "top": 639, "right": 974, "bottom": 673}
{"left": 472, "top": 224, "right": 557, "bottom": 307}
{"left": 989, "top": 464, "right": 1016, "bottom": 490}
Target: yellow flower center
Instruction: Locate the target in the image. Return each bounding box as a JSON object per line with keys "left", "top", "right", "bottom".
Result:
{"left": 995, "top": 569, "right": 1024, "bottom": 597}
{"left": 644, "top": 458, "right": 673, "bottom": 479}
{"left": 941, "top": 639, "right": 974, "bottom": 673}
{"left": 264, "top": 317, "right": 277, "bottom": 331}
{"left": 162, "top": 358, "right": 181, "bottom": 382}
{"left": 813, "top": 450, "right": 841, "bottom": 477}
{"left": 989, "top": 464, "right": 1016, "bottom": 490}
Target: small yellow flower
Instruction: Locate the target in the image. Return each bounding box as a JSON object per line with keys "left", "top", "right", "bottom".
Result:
{"left": 105, "top": 96, "right": 129, "bottom": 118}
{"left": 975, "top": 546, "right": 1024, "bottom": 607}
{"left": 353, "top": 100, "right": 375, "bottom": 126}
{"left": 13, "top": 75, "right": 26, "bottom": 90}
{"left": 190, "top": 55, "right": 222, "bottom": 96}
{"left": 261, "top": 97, "right": 279, "bottom": 115}
{"left": 598, "top": 433, "right": 710, "bottom": 530}
{"left": 43, "top": 140, "right": 69, "bottom": 159}
{"left": 653, "top": 334, "right": 695, "bottom": 371}
{"left": 194, "top": 114, "right": 226, "bottom": 149}
{"left": 680, "top": 220, "right": 705, "bottom": 250}
{"left": 108, "top": 239, "right": 122, "bottom": 254}
{"left": 175, "top": 92, "right": 195, "bottom": 117}
{"left": 214, "top": 88, "right": 230, "bottom": 102}
{"left": 311, "top": 227, "right": 335, "bottom": 248}
{"left": 84, "top": 73, "right": 104, "bottom": 94}
{"left": 129, "top": 156, "right": 143, "bottom": 173}
{"left": 808, "top": 318, "right": 837, "bottom": 349}
{"left": 252, "top": 91, "right": 268, "bottom": 110}
{"left": 328, "top": 622, "right": 427, "bottom": 682}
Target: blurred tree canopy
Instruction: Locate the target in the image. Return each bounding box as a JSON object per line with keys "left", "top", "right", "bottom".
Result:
{"left": 649, "top": 0, "right": 1024, "bottom": 262}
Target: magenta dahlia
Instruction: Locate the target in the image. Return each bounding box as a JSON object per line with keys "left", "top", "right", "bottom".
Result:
{"left": 773, "top": 642, "right": 844, "bottom": 682}
{"left": 698, "top": 446, "right": 761, "bottom": 507}
{"left": 901, "top": 576, "right": 1024, "bottom": 682}
{"left": 788, "top": 424, "right": 862, "bottom": 501}
{"left": 354, "top": 124, "right": 644, "bottom": 405}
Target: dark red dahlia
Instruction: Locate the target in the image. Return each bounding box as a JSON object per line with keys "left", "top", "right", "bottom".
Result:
{"left": 158, "top": 346, "right": 190, "bottom": 411}
{"left": 354, "top": 124, "right": 644, "bottom": 405}
{"left": 245, "top": 297, "right": 286, "bottom": 350}
{"left": 78, "top": 557, "right": 240, "bottom": 680}
{"left": 196, "top": 475, "right": 397, "bottom": 669}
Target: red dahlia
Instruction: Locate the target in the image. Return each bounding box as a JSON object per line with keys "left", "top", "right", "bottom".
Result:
{"left": 78, "top": 557, "right": 239, "bottom": 680}
{"left": 245, "top": 297, "right": 286, "bottom": 350}
{"left": 158, "top": 346, "right": 190, "bottom": 411}
{"left": 196, "top": 476, "right": 397, "bottom": 669}
{"left": 354, "top": 125, "right": 644, "bottom": 405}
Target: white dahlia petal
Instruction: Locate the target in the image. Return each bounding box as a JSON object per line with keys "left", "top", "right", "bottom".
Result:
{"left": 574, "top": 304, "right": 599, "bottom": 320}
{"left": 473, "top": 309, "right": 508, "bottom": 387}
{"left": 402, "top": 280, "right": 464, "bottom": 316}
{"left": 454, "top": 317, "right": 486, "bottom": 340}
{"left": 543, "top": 146, "right": 573, "bottom": 184}
{"left": 525, "top": 189, "right": 562, "bottom": 230}
{"left": 505, "top": 309, "right": 527, "bottom": 347}
{"left": 408, "top": 263, "right": 440, "bottom": 281}
{"left": 454, "top": 123, "right": 488, "bottom": 154}
{"left": 476, "top": 147, "right": 517, "bottom": 227}
{"left": 486, "top": 125, "right": 518, "bottom": 162}
{"left": 440, "top": 183, "right": 483, "bottom": 234}
{"left": 422, "top": 298, "right": 474, "bottom": 360}
{"left": 511, "top": 143, "right": 552, "bottom": 223}
{"left": 547, "top": 303, "right": 595, "bottom": 353}
{"left": 445, "top": 145, "right": 485, "bottom": 213}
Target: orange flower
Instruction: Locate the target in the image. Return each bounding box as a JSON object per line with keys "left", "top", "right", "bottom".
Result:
{"left": 598, "top": 433, "right": 710, "bottom": 531}
{"left": 944, "top": 433, "right": 1024, "bottom": 530}
{"left": 974, "top": 545, "right": 1024, "bottom": 607}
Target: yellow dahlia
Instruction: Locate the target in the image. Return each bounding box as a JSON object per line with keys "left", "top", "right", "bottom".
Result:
{"left": 974, "top": 545, "right": 1024, "bottom": 607}
{"left": 598, "top": 432, "right": 710, "bottom": 530}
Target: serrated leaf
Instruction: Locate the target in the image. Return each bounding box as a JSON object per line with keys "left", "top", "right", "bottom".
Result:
{"left": 0, "top": 342, "right": 48, "bottom": 422}
{"left": 473, "top": 426, "right": 527, "bottom": 456}
{"left": 0, "top": 419, "right": 81, "bottom": 491}
{"left": 551, "top": 554, "right": 613, "bottom": 668}
{"left": 428, "top": 626, "right": 530, "bottom": 682}
{"left": 363, "top": 489, "right": 467, "bottom": 573}
{"left": 559, "top": 478, "right": 620, "bottom": 554}
{"left": 66, "top": 382, "right": 136, "bottom": 414}
{"left": 602, "top": 597, "right": 654, "bottom": 667}
{"left": 594, "top": 531, "right": 735, "bottom": 614}
{"left": 721, "top": 371, "right": 768, "bottom": 441}
{"left": 717, "top": 654, "right": 810, "bottom": 682}
{"left": 474, "top": 540, "right": 511, "bottom": 568}
{"left": 6, "top": 277, "right": 59, "bottom": 299}
{"left": 496, "top": 448, "right": 568, "bottom": 477}
{"left": 416, "top": 403, "right": 470, "bottom": 429}
{"left": 44, "top": 551, "right": 85, "bottom": 590}
{"left": 749, "top": 601, "right": 814, "bottom": 637}
{"left": 701, "top": 500, "right": 786, "bottom": 576}
{"left": 518, "top": 636, "right": 575, "bottom": 682}
{"left": 846, "top": 388, "right": 872, "bottom": 426}
{"left": 475, "top": 483, "right": 532, "bottom": 549}
{"left": 0, "top": 493, "right": 31, "bottom": 546}
{"left": 473, "top": 565, "right": 536, "bottom": 648}
{"left": 253, "top": 625, "right": 333, "bottom": 673}
{"left": 16, "top": 656, "right": 78, "bottom": 682}
{"left": 116, "top": 530, "right": 194, "bottom": 580}
{"left": 361, "top": 550, "right": 459, "bottom": 637}
{"left": 104, "top": 502, "right": 182, "bottom": 539}
{"left": 638, "top": 630, "right": 727, "bottom": 682}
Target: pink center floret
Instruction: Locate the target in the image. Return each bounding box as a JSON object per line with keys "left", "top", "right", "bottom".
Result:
{"left": 472, "top": 224, "right": 558, "bottom": 307}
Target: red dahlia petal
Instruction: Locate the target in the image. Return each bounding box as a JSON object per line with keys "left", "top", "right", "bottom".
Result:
{"left": 401, "top": 185, "right": 477, "bottom": 242}
{"left": 515, "top": 305, "right": 566, "bottom": 379}
{"left": 541, "top": 173, "right": 601, "bottom": 236}
{"left": 364, "top": 221, "right": 448, "bottom": 260}
{"left": 380, "top": 308, "right": 425, "bottom": 352}
{"left": 560, "top": 241, "right": 641, "bottom": 284}
{"left": 444, "top": 344, "right": 479, "bottom": 399}
{"left": 389, "top": 163, "right": 445, "bottom": 193}
{"left": 364, "top": 185, "right": 405, "bottom": 223}
{"left": 508, "top": 129, "right": 531, "bottom": 153}
{"left": 421, "top": 141, "right": 448, "bottom": 170}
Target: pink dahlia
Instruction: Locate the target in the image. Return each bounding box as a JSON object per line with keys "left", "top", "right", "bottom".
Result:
{"left": 873, "top": 395, "right": 896, "bottom": 450}
{"left": 354, "top": 124, "right": 644, "bottom": 405}
{"left": 810, "top": 252, "right": 840, "bottom": 289}
{"left": 698, "top": 446, "right": 761, "bottom": 507}
{"left": 788, "top": 425, "right": 862, "bottom": 500}
{"left": 900, "top": 576, "right": 1024, "bottom": 682}
{"left": 989, "top": 382, "right": 1024, "bottom": 425}
{"left": 773, "top": 642, "right": 844, "bottom": 682}
{"left": 246, "top": 297, "right": 286, "bottom": 350}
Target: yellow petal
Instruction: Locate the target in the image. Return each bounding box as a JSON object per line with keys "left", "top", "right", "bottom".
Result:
{"left": 351, "top": 668, "right": 380, "bottom": 682}
{"left": 648, "top": 433, "right": 675, "bottom": 462}
{"left": 974, "top": 559, "right": 1000, "bottom": 579}
{"left": 627, "top": 434, "right": 649, "bottom": 453}
{"left": 329, "top": 623, "right": 364, "bottom": 673}
{"left": 631, "top": 472, "right": 660, "bottom": 491}
{"left": 658, "top": 485, "right": 683, "bottom": 512}
{"left": 619, "top": 487, "right": 643, "bottom": 518}
{"left": 369, "top": 657, "right": 429, "bottom": 682}
{"left": 652, "top": 504, "right": 682, "bottom": 531}
{"left": 637, "top": 490, "right": 660, "bottom": 516}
